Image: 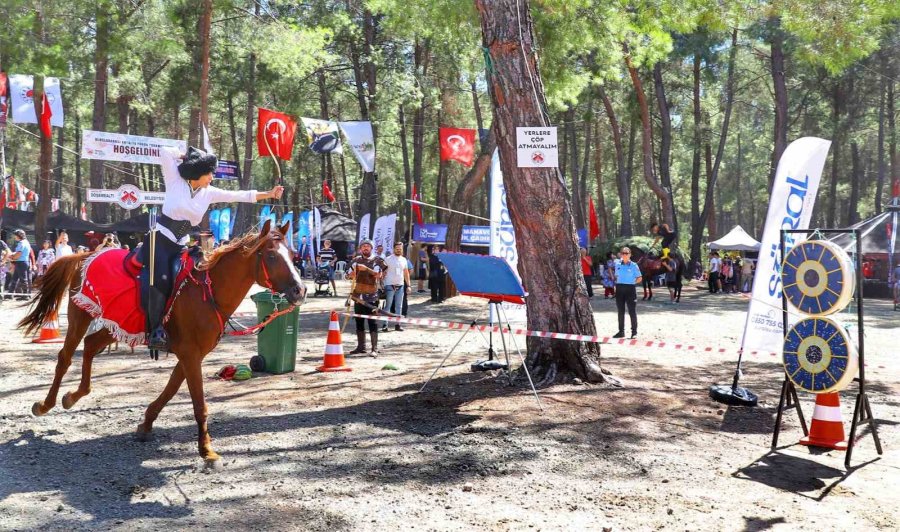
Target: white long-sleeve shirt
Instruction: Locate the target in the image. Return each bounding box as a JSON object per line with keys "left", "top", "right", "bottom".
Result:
{"left": 159, "top": 147, "right": 257, "bottom": 244}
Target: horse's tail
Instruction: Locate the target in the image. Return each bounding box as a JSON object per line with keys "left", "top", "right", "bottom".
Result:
{"left": 18, "top": 253, "right": 87, "bottom": 336}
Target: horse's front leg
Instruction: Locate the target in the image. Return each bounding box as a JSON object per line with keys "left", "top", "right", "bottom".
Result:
{"left": 136, "top": 361, "right": 185, "bottom": 440}
{"left": 182, "top": 357, "right": 219, "bottom": 462}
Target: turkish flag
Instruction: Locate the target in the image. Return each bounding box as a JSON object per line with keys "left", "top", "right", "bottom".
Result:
{"left": 39, "top": 93, "right": 52, "bottom": 137}
{"left": 411, "top": 184, "right": 423, "bottom": 225}
{"left": 439, "top": 127, "right": 476, "bottom": 167}
{"left": 588, "top": 198, "right": 600, "bottom": 241}
{"left": 322, "top": 181, "right": 336, "bottom": 202}
{"left": 257, "top": 107, "right": 297, "bottom": 160}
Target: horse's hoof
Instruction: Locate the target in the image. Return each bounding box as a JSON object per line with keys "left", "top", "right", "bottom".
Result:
{"left": 31, "top": 402, "right": 47, "bottom": 417}
{"left": 203, "top": 454, "right": 223, "bottom": 471}
{"left": 135, "top": 425, "right": 153, "bottom": 442}
{"left": 62, "top": 392, "right": 76, "bottom": 410}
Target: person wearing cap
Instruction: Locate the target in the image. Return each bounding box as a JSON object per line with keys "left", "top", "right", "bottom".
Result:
{"left": 142, "top": 146, "right": 285, "bottom": 351}
{"left": 8, "top": 229, "right": 33, "bottom": 298}
{"left": 346, "top": 238, "right": 386, "bottom": 356}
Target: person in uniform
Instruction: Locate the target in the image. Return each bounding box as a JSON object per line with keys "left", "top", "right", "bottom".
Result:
{"left": 144, "top": 146, "right": 284, "bottom": 351}
{"left": 346, "top": 239, "right": 386, "bottom": 356}
{"left": 613, "top": 246, "right": 643, "bottom": 339}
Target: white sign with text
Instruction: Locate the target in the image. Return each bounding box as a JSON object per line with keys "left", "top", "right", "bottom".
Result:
{"left": 516, "top": 127, "right": 558, "bottom": 168}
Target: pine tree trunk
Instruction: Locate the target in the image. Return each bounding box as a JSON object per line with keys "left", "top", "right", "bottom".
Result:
{"left": 579, "top": 102, "right": 592, "bottom": 234}
{"left": 599, "top": 86, "right": 632, "bottom": 235}
{"left": 653, "top": 63, "right": 676, "bottom": 233}
{"left": 769, "top": 18, "right": 788, "bottom": 192}
{"left": 236, "top": 1, "right": 259, "bottom": 236}
{"left": 89, "top": 2, "right": 111, "bottom": 223}
{"left": 476, "top": 0, "right": 605, "bottom": 384}
{"left": 625, "top": 52, "right": 674, "bottom": 228}
{"left": 875, "top": 73, "right": 886, "bottom": 212}
{"left": 594, "top": 121, "right": 608, "bottom": 240}
{"left": 198, "top": 0, "right": 212, "bottom": 131}
{"left": 827, "top": 82, "right": 845, "bottom": 228}
{"left": 689, "top": 52, "right": 703, "bottom": 272}
{"left": 888, "top": 80, "right": 898, "bottom": 198}
{"left": 399, "top": 105, "right": 412, "bottom": 229}
{"left": 849, "top": 142, "right": 861, "bottom": 224}
{"left": 34, "top": 76, "right": 52, "bottom": 241}
{"left": 698, "top": 29, "right": 738, "bottom": 249}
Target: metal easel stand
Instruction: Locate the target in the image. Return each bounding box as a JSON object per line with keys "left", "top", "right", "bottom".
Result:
{"left": 771, "top": 228, "right": 884, "bottom": 468}
{"left": 419, "top": 300, "right": 543, "bottom": 410}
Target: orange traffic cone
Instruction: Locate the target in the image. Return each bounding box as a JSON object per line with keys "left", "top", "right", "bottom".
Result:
{"left": 32, "top": 311, "right": 65, "bottom": 344}
{"left": 799, "top": 392, "right": 847, "bottom": 450}
{"left": 317, "top": 311, "right": 352, "bottom": 372}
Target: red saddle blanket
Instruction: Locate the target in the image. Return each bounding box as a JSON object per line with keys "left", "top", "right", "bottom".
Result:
{"left": 71, "top": 247, "right": 196, "bottom": 347}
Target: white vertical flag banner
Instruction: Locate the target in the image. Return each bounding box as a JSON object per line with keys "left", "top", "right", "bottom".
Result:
{"left": 314, "top": 207, "right": 322, "bottom": 252}
{"left": 489, "top": 148, "right": 527, "bottom": 324}
{"left": 9, "top": 75, "right": 64, "bottom": 127}
{"left": 371, "top": 216, "right": 386, "bottom": 251}
{"left": 308, "top": 210, "right": 317, "bottom": 265}
{"left": 358, "top": 213, "right": 371, "bottom": 244}
{"left": 740, "top": 137, "right": 831, "bottom": 354}
{"left": 339, "top": 121, "right": 376, "bottom": 172}
{"left": 382, "top": 213, "right": 397, "bottom": 252}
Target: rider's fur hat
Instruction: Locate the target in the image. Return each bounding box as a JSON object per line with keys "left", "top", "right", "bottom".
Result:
{"left": 177, "top": 147, "right": 218, "bottom": 181}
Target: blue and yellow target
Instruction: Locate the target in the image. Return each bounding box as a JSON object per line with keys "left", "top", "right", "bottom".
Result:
{"left": 783, "top": 317, "right": 858, "bottom": 393}
{"left": 782, "top": 240, "right": 855, "bottom": 316}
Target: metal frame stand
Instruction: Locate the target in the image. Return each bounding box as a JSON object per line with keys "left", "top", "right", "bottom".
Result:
{"left": 419, "top": 300, "right": 542, "bottom": 410}
{"left": 771, "top": 228, "right": 883, "bottom": 468}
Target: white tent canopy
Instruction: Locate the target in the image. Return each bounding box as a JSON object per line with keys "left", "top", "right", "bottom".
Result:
{"left": 708, "top": 225, "right": 761, "bottom": 251}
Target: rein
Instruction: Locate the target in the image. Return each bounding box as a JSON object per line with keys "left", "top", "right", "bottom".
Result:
{"left": 164, "top": 245, "right": 296, "bottom": 338}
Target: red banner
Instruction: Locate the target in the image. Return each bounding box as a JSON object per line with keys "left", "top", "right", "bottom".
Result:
{"left": 322, "top": 181, "right": 335, "bottom": 202}
{"left": 411, "top": 184, "right": 423, "bottom": 225}
{"left": 257, "top": 107, "right": 297, "bottom": 160}
{"left": 39, "top": 93, "right": 52, "bottom": 137}
{"left": 589, "top": 198, "right": 600, "bottom": 241}
{"left": 439, "top": 127, "right": 476, "bottom": 167}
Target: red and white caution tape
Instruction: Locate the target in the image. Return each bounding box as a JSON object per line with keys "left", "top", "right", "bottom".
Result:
{"left": 338, "top": 311, "right": 780, "bottom": 357}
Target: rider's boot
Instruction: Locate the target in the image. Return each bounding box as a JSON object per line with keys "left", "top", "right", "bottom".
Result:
{"left": 348, "top": 330, "right": 367, "bottom": 355}
{"left": 146, "top": 287, "right": 169, "bottom": 357}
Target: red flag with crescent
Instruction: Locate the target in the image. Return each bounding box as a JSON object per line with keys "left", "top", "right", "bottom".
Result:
{"left": 439, "top": 127, "right": 476, "bottom": 167}
{"left": 257, "top": 107, "right": 297, "bottom": 160}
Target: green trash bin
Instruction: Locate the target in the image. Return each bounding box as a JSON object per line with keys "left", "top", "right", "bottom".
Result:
{"left": 250, "top": 291, "right": 299, "bottom": 374}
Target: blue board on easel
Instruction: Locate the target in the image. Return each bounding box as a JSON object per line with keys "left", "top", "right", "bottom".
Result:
{"left": 436, "top": 252, "right": 527, "bottom": 305}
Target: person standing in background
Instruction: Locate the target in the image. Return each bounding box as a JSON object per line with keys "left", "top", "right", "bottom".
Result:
{"left": 382, "top": 241, "right": 411, "bottom": 331}
{"left": 429, "top": 245, "right": 446, "bottom": 303}
{"left": 580, "top": 247, "right": 594, "bottom": 299}
{"left": 9, "top": 230, "right": 33, "bottom": 298}
{"left": 417, "top": 243, "right": 429, "bottom": 293}
{"left": 613, "top": 246, "right": 642, "bottom": 339}
{"left": 55, "top": 231, "right": 73, "bottom": 258}
{"left": 36, "top": 240, "right": 56, "bottom": 278}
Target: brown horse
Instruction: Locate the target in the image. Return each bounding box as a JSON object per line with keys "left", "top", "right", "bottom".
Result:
{"left": 18, "top": 220, "right": 306, "bottom": 463}
{"left": 630, "top": 246, "right": 685, "bottom": 301}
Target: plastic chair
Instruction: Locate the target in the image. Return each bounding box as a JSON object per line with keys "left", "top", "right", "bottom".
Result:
{"left": 335, "top": 261, "right": 347, "bottom": 277}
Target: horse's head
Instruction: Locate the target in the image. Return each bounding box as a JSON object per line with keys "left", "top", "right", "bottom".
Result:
{"left": 255, "top": 219, "right": 307, "bottom": 305}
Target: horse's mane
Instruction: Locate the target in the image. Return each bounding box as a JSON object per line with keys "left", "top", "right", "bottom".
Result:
{"left": 197, "top": 229, "right": 281, "bottom": 271}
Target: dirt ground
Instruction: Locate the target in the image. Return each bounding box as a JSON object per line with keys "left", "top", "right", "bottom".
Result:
{"left": 0, "top": 278, "right": 898, "bottom": 531}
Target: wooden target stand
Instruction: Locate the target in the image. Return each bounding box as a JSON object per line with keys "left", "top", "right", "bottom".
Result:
{"left": 772, "top": 228, "right": 883, "bottom": 468}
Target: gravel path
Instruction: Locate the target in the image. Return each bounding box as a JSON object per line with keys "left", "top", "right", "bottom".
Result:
{"left": 1, "top": 280, "right": 898, "bottom": 531}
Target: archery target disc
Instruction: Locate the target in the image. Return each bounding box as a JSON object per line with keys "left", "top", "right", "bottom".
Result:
{"left": 783, "top": 318, "right": 858, "bottom": 393}
{"left": 782, "top": 240, "right": 855, "bottom": 316}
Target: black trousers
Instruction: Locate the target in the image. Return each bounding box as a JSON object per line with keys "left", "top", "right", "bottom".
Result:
{"left": 354, "top": 300, "right": 379, "bottom": 332}
{"left": 615, "top": 284, "right": 638, "bottom": 334}
{"left": 140, "top": 232, "right": 185, "bottom": 332}
{"left": 430, "top": 274, "right": 446, "bottom": 302}
{"left": 9, "top": 262, "right": 29, "bottom": 294}
{"left": 708, "top": 272, "right": 719, "bottom": 293}
{"left": 583, "top": 275, "right": 594, "bottom": 298}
